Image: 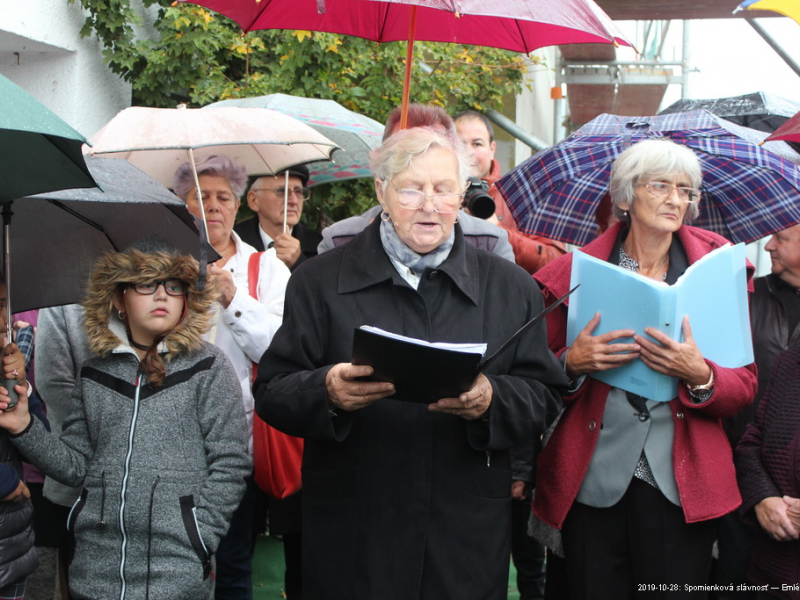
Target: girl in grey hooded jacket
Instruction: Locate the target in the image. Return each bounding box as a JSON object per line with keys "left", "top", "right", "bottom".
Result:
{"left": 0, "top": 241, "right": 251, "bottom": 600}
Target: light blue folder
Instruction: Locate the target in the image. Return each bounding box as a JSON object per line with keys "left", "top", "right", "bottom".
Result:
{"left": 566, "top": 244, "right": 753, "bottom": 402}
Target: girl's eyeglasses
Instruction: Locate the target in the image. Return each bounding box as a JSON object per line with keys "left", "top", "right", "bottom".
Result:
{"left": 128, "top": 280, "right": 187, "bottom": 297}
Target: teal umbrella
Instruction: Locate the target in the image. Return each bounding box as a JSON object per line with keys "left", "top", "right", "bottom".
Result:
{"left": 206, "top": 94, "right": 383, "bottom": 186}
{"left": 0, "top": 74, "right": 97, "bottom": 405}
{"left": 0, "top": 73, "right": 97, "bottom": 202}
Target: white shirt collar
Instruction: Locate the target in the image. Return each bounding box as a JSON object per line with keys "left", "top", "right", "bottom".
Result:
{"left": 258, "top": 223, "right": 293, "bottom": 250}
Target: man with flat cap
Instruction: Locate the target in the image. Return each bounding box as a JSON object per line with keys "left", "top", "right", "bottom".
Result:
{"left": 235, "top": 165, "right": 322, "bottom": 272}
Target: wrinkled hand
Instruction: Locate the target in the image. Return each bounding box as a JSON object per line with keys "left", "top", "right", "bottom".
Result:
{"left": 2, "top": 343, "right": 26, "bottom": 387}
{"left": 511, "top": 480, "right": 532, "bottom": 501}
{"left": 784, "top": 496, "right": 800, "bottom": 531}
{"left": 208, "top": 264, "right": 237, "bottom": 308}
{"left": 0, "top": 380, "right": 31, "bottom": 435}
{"left": 273, "top": 233, "right": 302, "bottom": 269}
{"left": 755, "top": 496, "right": 800, "bottom": 541}
{"left": 565, "top": 313, "right": 640, "bottom": 378}
{"left": 326, "top": 363, "right": 395, "bottom": 412}
{"left": 1, "top": 480, "right": 30, "bottom": 503}
{"left": 429, "top": 374, "right": 493, "bottom": 420}
{"left": 636, "top": 316, "right": 710, "bottom": 386}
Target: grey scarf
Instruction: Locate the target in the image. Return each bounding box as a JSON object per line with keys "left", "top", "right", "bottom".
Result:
{"left": 379, "top": 217, "right": 454, "bottom": 275}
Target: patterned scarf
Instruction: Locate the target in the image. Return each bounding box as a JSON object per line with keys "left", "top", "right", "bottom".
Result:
{"left": 379, "top": 217, "right": 454, "bottom": 275}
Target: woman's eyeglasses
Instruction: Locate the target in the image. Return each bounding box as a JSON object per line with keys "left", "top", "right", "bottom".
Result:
{"left": 388, "top": 182, "right": 463, "bottom": 213}
{"left": 637, "top": 181, "right": 700, "bottom": 203}
{"left": 128, "top": 280, "right": 187, "bottom": 297}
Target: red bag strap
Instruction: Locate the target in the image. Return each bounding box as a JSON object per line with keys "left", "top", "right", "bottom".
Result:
{"left": 248, "top": 251, "right": 262, "bottom": 300}
{"left": 247, "top": 251, "right": 263, "bottom": 380}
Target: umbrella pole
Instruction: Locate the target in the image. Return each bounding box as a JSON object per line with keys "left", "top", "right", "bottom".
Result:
{"left": 188, "top": 148, "right": 210, "bottom": 244}
{"left": 399, "top": 5, "right": 418, "bottom": 131}
{"left": 283, "top": 171, "right": 289, "bottom": 234}
{"left": 1, "top": 202, "right": 18, "bottom": 407}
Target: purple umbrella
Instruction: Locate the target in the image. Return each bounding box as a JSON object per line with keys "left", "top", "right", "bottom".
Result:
{"left": 497, "top": 110, "right": 800, "bottom": 247}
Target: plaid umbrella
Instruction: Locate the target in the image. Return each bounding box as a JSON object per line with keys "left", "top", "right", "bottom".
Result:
{"left": 496, "top": 110, "right": 800, "bottom": 247}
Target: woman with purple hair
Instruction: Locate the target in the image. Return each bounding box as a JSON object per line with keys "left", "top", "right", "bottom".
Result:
{"left": 174, "top": 155, "right": 290, "bottom": 600}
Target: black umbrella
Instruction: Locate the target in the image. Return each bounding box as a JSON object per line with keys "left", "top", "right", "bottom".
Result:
{"left": 659, "top": 92, "right": 800, "bottom": 153}
{"left": 13, "top": 155, "right": 216, "bottom": 313}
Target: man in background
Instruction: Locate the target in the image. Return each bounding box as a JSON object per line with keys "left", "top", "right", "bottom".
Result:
{"left": 235, "top": 165, "right": 321, "bottom": 272}
{"left": 713, "top": 224, "right": 800, "bottom": 599}
{"left": 454, "top": 110, "right": 566, "bottom": 275}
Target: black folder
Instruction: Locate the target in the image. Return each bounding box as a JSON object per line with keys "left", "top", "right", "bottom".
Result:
{"left": 350, "top": 286, "right": 576, "bottom": 404}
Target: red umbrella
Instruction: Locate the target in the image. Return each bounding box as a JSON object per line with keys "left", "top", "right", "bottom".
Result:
{"left": 765, "top": 110, "right": 800, "bottom": 144}
{"left": 178, "top": 0, "right": 630, "bottom": 127}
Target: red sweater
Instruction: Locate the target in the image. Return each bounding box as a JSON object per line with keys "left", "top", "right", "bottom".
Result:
{"left": 533, "top": 222, "right": 757, "bottom": 527}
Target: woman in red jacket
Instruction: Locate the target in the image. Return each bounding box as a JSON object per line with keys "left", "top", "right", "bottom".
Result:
{"left": 533, "top": 138, "right": 757, "bottom": 599}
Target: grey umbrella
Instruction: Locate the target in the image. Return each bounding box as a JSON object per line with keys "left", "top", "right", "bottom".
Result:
{"left": 12, "top": 155, "right": 216, "bottom": 313}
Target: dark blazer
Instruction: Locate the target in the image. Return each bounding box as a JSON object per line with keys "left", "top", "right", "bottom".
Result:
{"left": 254, "top": 219, "right": 566, "bottom": 600}
{"left": 736, "top": 343, "right": 800, "bottom": 594}
{"left": 234, "top": 217, "right": 322, "bottom": 272}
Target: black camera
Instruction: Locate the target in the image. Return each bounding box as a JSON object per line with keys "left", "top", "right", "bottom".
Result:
{"left": 463, "top": 177, "right": 495, "bottom": 220}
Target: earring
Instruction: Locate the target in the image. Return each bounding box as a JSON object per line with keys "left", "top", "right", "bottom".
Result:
{"left": 455, "top": 216, "right": 460, "bottom": 224}
{"left": 118, "top": 310, "right": 126, "bottom": 321}
{"left": 380, "top": 210, "right": 391, "bottom": 223}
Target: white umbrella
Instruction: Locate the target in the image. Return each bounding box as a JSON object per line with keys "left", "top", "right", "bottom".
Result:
{"left": 88, "top": 105, "right": 340, "bottom": 239}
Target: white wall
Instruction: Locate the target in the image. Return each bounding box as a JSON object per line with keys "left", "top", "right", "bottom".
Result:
{"left": 513, "top": 48, "right": 558, "bottom": 166}
{"left": 0, "top": 0, "right": 131, "bottom": 138}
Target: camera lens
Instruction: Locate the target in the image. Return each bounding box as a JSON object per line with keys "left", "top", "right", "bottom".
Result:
{"left": 464, "top": 177, "right": 496, "bottom": 220}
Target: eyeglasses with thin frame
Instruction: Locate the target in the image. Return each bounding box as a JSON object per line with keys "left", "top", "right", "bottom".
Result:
{"left": 636, "top": 181, "right": 700, "bottom": 204}
{"left": 128, "top": 280, "right": 187, "bottom": 297}
{"left": 387, "top": 182, "right": 463, "bottom": 213}
{"left": 251, "top": 186, "right": 311, "bottom": 200}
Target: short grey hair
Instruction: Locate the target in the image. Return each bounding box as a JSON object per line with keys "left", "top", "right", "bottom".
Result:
{"left": 173, "top": 155, "right": 248, "bottom": 200}
{"left": 370, "top": 127, "right": 471, "bottom": 194}
{"left": 609, "top": 138, "right": 703, "bottom": 224}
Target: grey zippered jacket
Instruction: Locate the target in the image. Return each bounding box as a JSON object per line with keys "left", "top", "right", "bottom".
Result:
{"left": 12, "top": 340, "right": 250, "bottom": 599}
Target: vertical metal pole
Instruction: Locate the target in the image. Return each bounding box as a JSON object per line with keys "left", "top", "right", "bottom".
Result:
{"left": 681, "top": 20, "right": 691, "bottom": 100}
{"left": 2, "top": 202, "right": 18, "bottom": 407}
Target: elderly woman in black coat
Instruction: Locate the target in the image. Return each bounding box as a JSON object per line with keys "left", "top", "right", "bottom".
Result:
{"left": 254, "top": 127, "right": 566, "bottom": 600}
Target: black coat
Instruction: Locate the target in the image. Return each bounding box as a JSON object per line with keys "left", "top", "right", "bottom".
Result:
{"left": 233, "top": 217, "right": 321, "bottom": 272}
{"left": 736, "top": 343, "right": 800, "bottom": 594}
{"left": 254, "top": 219, "right": 566, "bottom": 600}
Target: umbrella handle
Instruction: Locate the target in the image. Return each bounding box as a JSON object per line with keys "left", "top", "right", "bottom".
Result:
{"left": 1, "top": 203, "right": 18, "bottom": 409}
{"left": 188, "top": 148, "right": 210, "bottom": 243}
{"left": 284, "top": 171, "right": 289, "bottom": 234}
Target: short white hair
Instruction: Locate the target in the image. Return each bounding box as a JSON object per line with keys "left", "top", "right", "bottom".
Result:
{"left": 370, "top": 127, "right": 471, "bottom": 193}
{"left": 609, "top": 138, "right": 702, "bottom": 224}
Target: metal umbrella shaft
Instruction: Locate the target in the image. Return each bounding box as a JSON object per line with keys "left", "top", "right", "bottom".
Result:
{"left": 2, "top": 202, "right": 19, "bottom": 407}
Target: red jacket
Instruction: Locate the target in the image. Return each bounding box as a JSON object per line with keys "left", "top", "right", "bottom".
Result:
{"left": 533, "top": 221, "right": 757, "bottom": 527}
{"left": 486, "top": 160, "right": 567, "bottom": 274}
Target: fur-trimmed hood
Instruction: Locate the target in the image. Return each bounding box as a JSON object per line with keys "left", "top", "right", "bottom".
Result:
{"left": 83, "top": 249, "right": 215, "bottom": 359}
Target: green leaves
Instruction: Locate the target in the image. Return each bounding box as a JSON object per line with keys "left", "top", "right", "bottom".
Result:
{"left": 77, "top": 0, "right": 528, "bottom": 218}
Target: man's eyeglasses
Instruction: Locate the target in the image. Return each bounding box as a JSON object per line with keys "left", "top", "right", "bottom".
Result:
{"left": 251, "top": 187, "right": 311, "bottom": 200}
{"left": 636, "top": 181, "right": 700, "bottom": 204}
{"left": 128, "top": 280, "right": 187, "bottom": 297}
{"left": 388, "top": 182, "right": 463, "bottom": 213}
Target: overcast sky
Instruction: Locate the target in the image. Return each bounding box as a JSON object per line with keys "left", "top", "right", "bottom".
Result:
{"left": 616, "top": 17, "right": 800, "bottom": 108}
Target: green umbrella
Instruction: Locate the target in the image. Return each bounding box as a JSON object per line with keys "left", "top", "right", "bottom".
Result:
{"left": 0, "top": 74, "right": 97, "bottom": 406}
{"left": 0, "top": 73, "right": 97, "bottom": 203}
